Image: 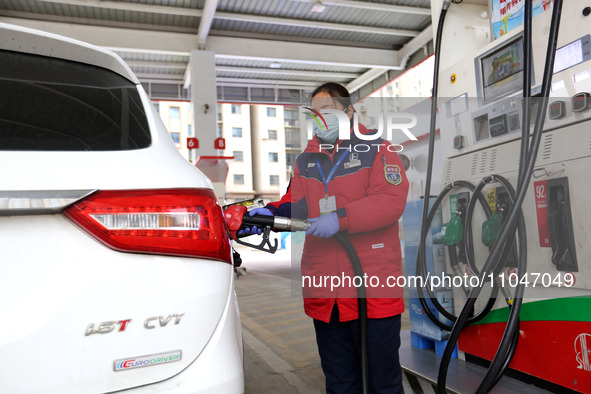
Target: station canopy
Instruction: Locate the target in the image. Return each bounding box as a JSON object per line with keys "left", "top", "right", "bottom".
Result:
{"left": 0, "top": 0, "right": 435, "bottom": 104}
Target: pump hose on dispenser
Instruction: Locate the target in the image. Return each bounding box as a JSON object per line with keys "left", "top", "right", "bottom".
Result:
{"left": 415, "top": 180, "right": 508, "bottom": 331}
{"left": 415, "top": 0, "right": 450, "bottom": 331}
{"left": 413, "top": 0, "right": 517, "bottom": 336}
{"left": 415, "top": 0, "right": 563, "bottom": 391}
{"left": 463, "top": 174, "right": 526, "bottom": 389}
{"left": 436, "top": 0, "right": 564, "bottom": 392}
{"left": 476, "top": 1, "right": 563, "bottom": 391}
{"left": 476, "top": 1, "right": 533, "bottom": 387}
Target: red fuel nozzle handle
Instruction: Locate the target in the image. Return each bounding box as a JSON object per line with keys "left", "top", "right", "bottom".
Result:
{"left": 223, "top": 205, "right": 247, "bottom": 240}
{"left": 223, "top": 205, "right": 311, "bottom": 239}
{"left": 223, "top": 205, "right": 278, "bottom": 252}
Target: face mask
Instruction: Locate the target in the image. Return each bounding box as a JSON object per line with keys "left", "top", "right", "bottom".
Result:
{"left": 312, "top": 108, "right": 349, "bottom": 143}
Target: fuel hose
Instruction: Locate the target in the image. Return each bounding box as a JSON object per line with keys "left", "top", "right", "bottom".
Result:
{"left": 414, "top": 0, "right": 515, "bottom": 334}
{"left": 240, "top": 215, "right": 371, "bottom": 394}
{"left": 476, "top": 1, "right": 563, "bottom": 391}
{"left": 415, "top": 180, "right": 502, "bottom": 331}
{"left": 437, "top": 1, "right": 563, "bottom": 392}
{"left": 334, "top": 232, "right": 370, "bottom": 394}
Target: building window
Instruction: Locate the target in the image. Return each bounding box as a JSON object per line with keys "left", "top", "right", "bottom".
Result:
{"left": 286, "top": 128, "right": 301, "bottom": 148}
{"left": 232, "top": 127, "right": 242, "bottom": 137}
{"left": 217, "top": 104, "right": 222, "bottom": 121}
{"left": 187, "top": 124, "right": 192, "bottom": 136}
{"left": 284, "top": 108, "right": 299, "bottom": 126}
{"left": 170, "top": 132, "right": 180, "bottom": 144}
{"left": 217, "top": 126, "right": 222, "bottom": 137}
{"left": 268, "top": 130, "right": 277, "bottom": 140}
{"left": 270, "top": 175, "right": 280, "bottom": 185}
{"left": 269, "top": 152, "right": 278, "bottom": 162}
{"left": 286, "top": 152, "right": 298, "bottom": 168}
{"left": 233, "top": 151, "right": 243, "bottom": 162}
{"left": 267, "top": 107, "right": 276, "bottom": 117}
{"left": 234, "top": 174, "right": 244, "bottom": 185}
{"left": 169, "top": 106, "right": 180, "bottom": 119}
{"left": 231, "top": 104, "right": 241, "bottom": 114}
{"left": 153, "top": 102, "right": 160, "bottom": 113}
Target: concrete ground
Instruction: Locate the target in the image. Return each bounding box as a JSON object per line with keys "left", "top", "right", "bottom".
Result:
{"left": 234, "top": 244, "right": 411, "bottom": 393}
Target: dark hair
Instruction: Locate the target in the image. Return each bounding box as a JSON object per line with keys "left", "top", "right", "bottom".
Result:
{"left": 310, "top": 82, "right": 352, "bottom": 109}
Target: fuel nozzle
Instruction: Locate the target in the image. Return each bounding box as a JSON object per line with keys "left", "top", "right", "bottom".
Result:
{"left": 441, "top": 196, "right": 468, "bottom": 246}
{"left": 223, "top": 204, "right": 311, "bottom": 254}
{"left": 482, "top": 188, "right": 510, "bottom": 247}
{"left": 243, "top": 214, "right": 312, "bottom": 232}
{"left": 481, "top": 213, "right": 504, "bottom": 247}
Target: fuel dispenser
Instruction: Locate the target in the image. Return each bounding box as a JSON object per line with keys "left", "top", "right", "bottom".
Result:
{"left": 419, "top": 0, "right": 591, "bottom": 391}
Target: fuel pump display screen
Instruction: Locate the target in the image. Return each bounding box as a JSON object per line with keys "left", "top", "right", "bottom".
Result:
{"left": 554, "top": 40, "right": 583, "bottom": 74}
{"left": 480, "top": 37, "right": 524, "bottom": 102}
{"left": 554, "top": 35, "right": 591, "bottom": 74}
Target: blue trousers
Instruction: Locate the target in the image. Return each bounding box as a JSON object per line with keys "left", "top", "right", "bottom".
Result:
{"left": 313, "top": 306, "right": 403, "bottom": 394}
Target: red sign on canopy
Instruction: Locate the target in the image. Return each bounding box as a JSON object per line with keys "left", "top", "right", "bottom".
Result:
{"left": 187, "top": 137, "right": 199, "bottom": 149}
{"left": 214, "top": 137, "right": 226, "bottom": 150}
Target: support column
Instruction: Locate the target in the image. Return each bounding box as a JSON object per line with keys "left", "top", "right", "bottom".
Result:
{"left": 190, "top": 49, "right": 218, "bottom": 159}
{"left": 190, "top": 49, "right": 228, "bottom": 200}
{"left": 250, "top": 105, "right": 263, "bottom": 197}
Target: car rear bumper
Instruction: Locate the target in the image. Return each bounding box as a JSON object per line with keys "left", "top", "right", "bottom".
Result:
{"left": 119, "top": 276, "right": 244, "bottom": 394}
{"left": 0, "top": 214, "right": 243, "bottom": 393}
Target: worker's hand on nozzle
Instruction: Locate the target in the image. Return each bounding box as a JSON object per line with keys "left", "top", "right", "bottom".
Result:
{"left": 238, "top": 207, "right": 273, "bottom": 236}
{"left": 249, "top": 207, "right": 273, "bottom": 217}
{"left": 306, "top": 212, "right": 339, "bottom": 238}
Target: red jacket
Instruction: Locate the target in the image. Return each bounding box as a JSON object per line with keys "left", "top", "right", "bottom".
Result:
{"left": 267, "top": 124, "right": 409, "bottom": 323}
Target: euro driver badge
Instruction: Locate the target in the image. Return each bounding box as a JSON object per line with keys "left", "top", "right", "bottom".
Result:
{"left": 319, "top": 195, "right": 337, "bottom": 215}
{"left": 384, "top": 164, "right": 402, "bottom": 186}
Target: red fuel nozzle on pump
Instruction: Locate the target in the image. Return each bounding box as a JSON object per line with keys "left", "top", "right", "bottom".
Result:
{"left": 224, "top": 204, "right": 311, "bottom": 239}
{"left": 223, "top": 204, "right": 311, "bottom": 253}
{"left": 223, "top": 204, "right": 247, "bottom": 240}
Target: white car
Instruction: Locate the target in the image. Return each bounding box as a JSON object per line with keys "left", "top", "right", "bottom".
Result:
{"left": 0, "top": 23, "right": 243, "bottom": 393}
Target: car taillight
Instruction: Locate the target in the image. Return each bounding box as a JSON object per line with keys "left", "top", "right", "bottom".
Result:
{"left": 63, "top": 188, "right": 231, "bottom": 263}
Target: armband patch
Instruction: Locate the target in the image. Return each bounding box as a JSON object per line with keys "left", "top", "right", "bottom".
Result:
{"left": 384, "top": 164, "right": 402, "bottom": 186}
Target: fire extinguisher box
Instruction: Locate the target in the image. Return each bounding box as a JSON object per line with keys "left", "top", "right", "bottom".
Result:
{"left": 402, "top": 199, "right": 454, "bottom": 344}
{"left": 407, "top": 291, "right": 454, "bottom": 342}
{"left": 401, "top": 198, "right": 443, "bottom": 247}
{"left": 405, "top": 243, "right": 454, "bottom": 342}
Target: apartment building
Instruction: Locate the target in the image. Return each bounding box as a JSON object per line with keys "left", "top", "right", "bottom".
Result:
{"left": 219, "top": 103, "right": 256, "bottom": 203}
{"left": 154, "top": 101, "right": 194, "bottom": 160}
{"left": 284, "top": 107, "right": 303, "bottom": 177}
{"left": 155, "top": 100, "right": 305, "bottom": 204}
{"left": 249, "top": 105, "right": 288, "bottom": 202}
{"left": 218, "top": 103, "right": 304, "bottom": 204}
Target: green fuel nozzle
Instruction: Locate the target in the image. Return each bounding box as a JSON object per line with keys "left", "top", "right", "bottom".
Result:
{"left": 441, "top": 215, "right": 464, "bottom": 246}
{"left": 481, "top": 212, "right": 505, "bottom": 247}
